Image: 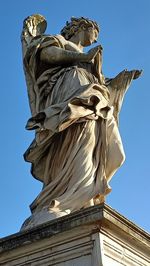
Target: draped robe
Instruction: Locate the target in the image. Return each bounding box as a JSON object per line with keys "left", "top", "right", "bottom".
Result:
{"left": 22, "top": 34, "right": 136, "bottom": 225}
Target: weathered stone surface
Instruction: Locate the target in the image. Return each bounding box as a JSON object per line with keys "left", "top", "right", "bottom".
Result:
{"left": 21, "top": 15, "right": 142, "bottom": 229}
{"left": 0, "top": 204, "right": 149, "bottom": 265}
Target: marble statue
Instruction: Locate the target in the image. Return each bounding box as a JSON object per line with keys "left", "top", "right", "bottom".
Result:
{"left": 21, "top": 14, "right": 142, "bottom": 230}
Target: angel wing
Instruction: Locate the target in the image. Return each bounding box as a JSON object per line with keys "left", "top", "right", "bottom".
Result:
{"left": 21, "top": 14, "right": 47, "bottom": 116}
{"left": 21, "top": 14, "right": 47, "bottom": 57}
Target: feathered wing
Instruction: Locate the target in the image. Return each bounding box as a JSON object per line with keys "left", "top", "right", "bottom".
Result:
{"left": 21, "top": 14, "right": 47, "bottom": 116}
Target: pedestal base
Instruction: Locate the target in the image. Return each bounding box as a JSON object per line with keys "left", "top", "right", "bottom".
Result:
{"left": 20, "top": 206, "right": 70, "bottom": 231}
{"left": 0, "top": 204, "right": 149, "bottom": 265}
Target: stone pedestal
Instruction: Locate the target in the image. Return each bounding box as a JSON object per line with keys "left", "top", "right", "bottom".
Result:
{"left": 0, "top": 204, "right": 149, "bottom": 265}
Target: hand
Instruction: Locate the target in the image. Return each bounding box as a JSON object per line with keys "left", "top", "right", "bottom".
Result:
{"left": 86, "top": 45, "right": 103, "bottom": 62}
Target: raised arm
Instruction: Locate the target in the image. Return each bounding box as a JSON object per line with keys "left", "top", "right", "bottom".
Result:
{"left": 40, "top": 45, "right": 102, "bottom": 65}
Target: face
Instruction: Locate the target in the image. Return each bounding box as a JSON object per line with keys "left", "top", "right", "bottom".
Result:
{"left": 79, "top": 25, "right": 99, "bottom": 46}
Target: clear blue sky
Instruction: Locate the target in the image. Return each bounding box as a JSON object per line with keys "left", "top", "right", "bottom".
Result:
{"left": 0, "top": 0, "right": 150, "bottom": 237}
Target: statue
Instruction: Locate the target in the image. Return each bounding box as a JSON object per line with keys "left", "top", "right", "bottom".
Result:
{"left": 21, "top": 14, "right": 142, "bottom": 230}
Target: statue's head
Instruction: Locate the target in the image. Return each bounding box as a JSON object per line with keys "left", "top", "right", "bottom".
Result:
{"left": 61, "top": 17, "right": 100, "bottom": 46}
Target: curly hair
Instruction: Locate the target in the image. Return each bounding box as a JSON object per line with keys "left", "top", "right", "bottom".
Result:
{"left": 61, "top": 17, "right": 100, "bottom": 40}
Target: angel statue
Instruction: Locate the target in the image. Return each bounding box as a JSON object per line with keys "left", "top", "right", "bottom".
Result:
{"left": 21, "top": 14, "right": 142, "bottom": 230}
